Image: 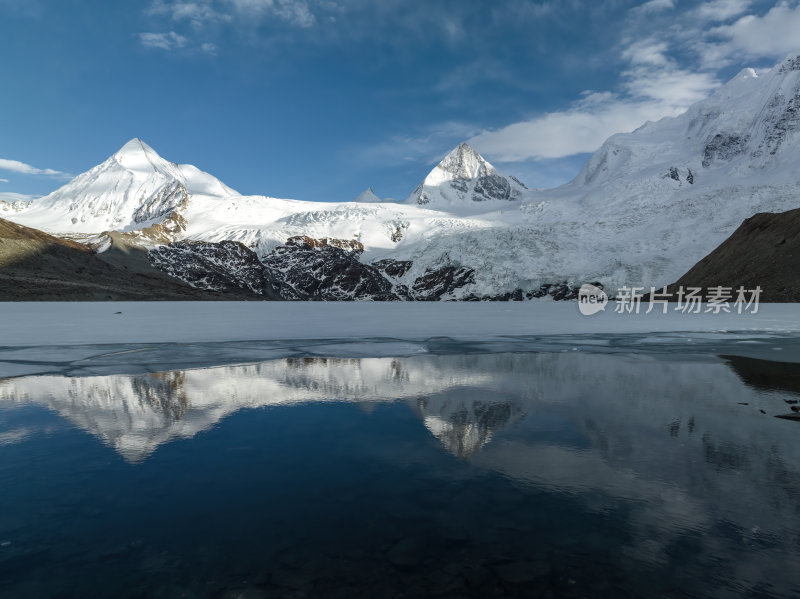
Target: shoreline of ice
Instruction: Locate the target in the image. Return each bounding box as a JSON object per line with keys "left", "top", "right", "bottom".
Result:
{"left": 1, "top": 301, "right": 799, "bottom": 346}
{"left": 1, "top": 302, "right": 799, "bottom": 378}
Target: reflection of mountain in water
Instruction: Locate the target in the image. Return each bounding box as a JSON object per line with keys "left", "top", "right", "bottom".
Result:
{"left": 2, "top": 352, "right": 800, "bottom": 475}
{"left": 0, "top": 355, "right": 506, "bottom": 461}
{"left": 4, "top": 350, "right": 800, "bottom": 597}
{"left": 417, "top": 391, "right": 523, "bottom": 458}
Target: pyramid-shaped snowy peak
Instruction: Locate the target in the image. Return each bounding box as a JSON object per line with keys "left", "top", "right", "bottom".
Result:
{"left": 406, "top": 143, "right": 527, "bottom": 208}
{"left": 6, "top": 139, "right": 239, "bottom": 234}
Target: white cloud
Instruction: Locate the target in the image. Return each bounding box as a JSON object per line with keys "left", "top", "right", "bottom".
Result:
{"left": 468, "top": 62, "right": 718, "bottom": 162}
{"left": 469, "top": 103, "right": 658, "bottom": 161}
{"left": 148, "top": 0, "right": 231, "bottom": 27}
{"left": 621, "top": 40, "right": 670, "bottom": 66}
{"left": 621, "top": 66, "right": 719, "bottom": 105}
{"left": 0, "top": 158, "right": 68, "bottom": 177}
{"left": 226, "top": 0, "right": 316, "bottom": 27}
{"left": 702, "top": 1, "right": 800, "bottom": 64}
{"left": 0, "top": 178, "right": 8, "bottom": 183}
{"left": 696, "top": 0, "right": 752, "bottom": 21}
{"left": 633, "top": 0, "right": 675, "bottom": 14}
{"left": 139, "top": 31, "right": 188, "bottom": 50}
{"left": 201, "top": 42, "right": 217, "bottom": 54}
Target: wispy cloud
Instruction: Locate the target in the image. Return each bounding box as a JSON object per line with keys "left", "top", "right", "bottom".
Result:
{"left": 0, "top": 158, "right": 69, "bottom": 177}
{"left": 0, "top": 192, "right": 39, "bottom": 203}
{"left": 699, "top": 0, "right": 800, "bottom": 67}
{"left": 139, "top": 31, "right": 189, "bottom": 51}
{"left": 633, "top": 0, "right": 676, "bottom": 13}
{"left": 139, "top": 0, "right": 480, "bottom": 54}
{"left": 146, "top": 0, "right": 316, "bottom": 30}
{"left": 467, "top": 48, "right": 719, "bottom": 161}
{"left": 0, "top": 178, "right": 8, "bottom": 183}
{"left": 147, "top": 0, "right": 232, "bottom": 27}
{"left": 226, "top": 0, "right": 316, "bottom": 27}
{"left": 695, "top": 0, "right": 752, "bottom": 21}
{"left": 353, "top": 121, "right": 481, "bottom": 167}
{"left": 461, "top": 0, "right": 800, "bottom": 162}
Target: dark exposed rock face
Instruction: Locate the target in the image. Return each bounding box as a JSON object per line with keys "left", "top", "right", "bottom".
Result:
{"left": 527, "top": 282, "right": 587, "bottom": 301}
{"left": 284, "top": 235, "right": 364, "bottom": 252}
{"left": 410, "top": 265, "right": 476, "bottom": 300}
{"left": 778, "top": 54, "right": 800, "bottom": 73}
{"left": 762, "top": 92, "right": 800, "bottom": 156}
{"left": 664, "top": 207, "right": 800, "bottom": 302}
{"left": 662, "top": 167, "right": 695, "bottom": 185}
{"left": 261, "top": 236, "right": 397, "bottom": 301}
{"left": 473, "top": 173, "right": 511, "bottom": 201}
{"left": 132, "top": 181, "right": 188, "bottom": 225}
{"left": 510, "top": 175, "right": 528, "bottom": 189}
{"left": 703, "top": 133, "right": 748, "bottom": 167}
{"left": 372, "top": 259, "right": 413, "bottom": 279}
{"left": 148, "top": 240, "right": 281, "bottom": 297}
{"left": 463, "top": 282, "right": 591, "bottom": 301}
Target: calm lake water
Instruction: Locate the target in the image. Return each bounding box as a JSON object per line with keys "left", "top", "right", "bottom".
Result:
{"left": 1, "top": 348, "right": 800, "bottom": 598}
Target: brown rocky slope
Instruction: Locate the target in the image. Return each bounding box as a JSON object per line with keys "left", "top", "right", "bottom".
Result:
{"left": 0, "top": 218, "right": 253, "bottom": 301}
{"left": 665, "top": 207, "right": 800, "bottom": 302}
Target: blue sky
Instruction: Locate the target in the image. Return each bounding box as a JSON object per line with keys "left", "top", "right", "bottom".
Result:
{"left": 2, "top": 0, "right": 800, "bottom": 203}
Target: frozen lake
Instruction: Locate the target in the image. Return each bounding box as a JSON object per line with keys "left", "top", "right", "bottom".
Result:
{"left": 1, "top": 302, "right": 800, "bottom": 597}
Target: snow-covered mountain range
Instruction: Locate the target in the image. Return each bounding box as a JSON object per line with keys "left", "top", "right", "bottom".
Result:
{"left": 5, "top": 52, "right": 800, "bottom": 299}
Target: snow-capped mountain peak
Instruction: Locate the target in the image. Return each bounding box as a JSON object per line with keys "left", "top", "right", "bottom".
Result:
{"left": 435, "top": 142, "right": 495, "bottom": 181}
{"left": 9, "top": 138, "right": 239, "bottom": 235}
{"left": 112, "top": 137, "right": 169, "bottom": 171}
{"left": 353, "top": 187, "right": 382, "bottom": 203}
{"left": 406, "top": 142, "right": 527, "bottom": 208}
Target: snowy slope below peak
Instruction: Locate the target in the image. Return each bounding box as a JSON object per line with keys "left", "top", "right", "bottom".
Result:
{"left": 571, "top": 55, "right": 800, "bottom": 192}
{"left": 9, "top": 138, "right": 239, "bottom": 235}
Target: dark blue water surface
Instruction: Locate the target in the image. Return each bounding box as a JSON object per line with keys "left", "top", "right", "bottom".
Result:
{"left": 1, "top": 350, "right": 800, "bottom": 598}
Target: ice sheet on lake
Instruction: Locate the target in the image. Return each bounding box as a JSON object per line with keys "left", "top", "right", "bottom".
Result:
{"left": 1, "top": 302, "right": 799, "bottom": 378}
